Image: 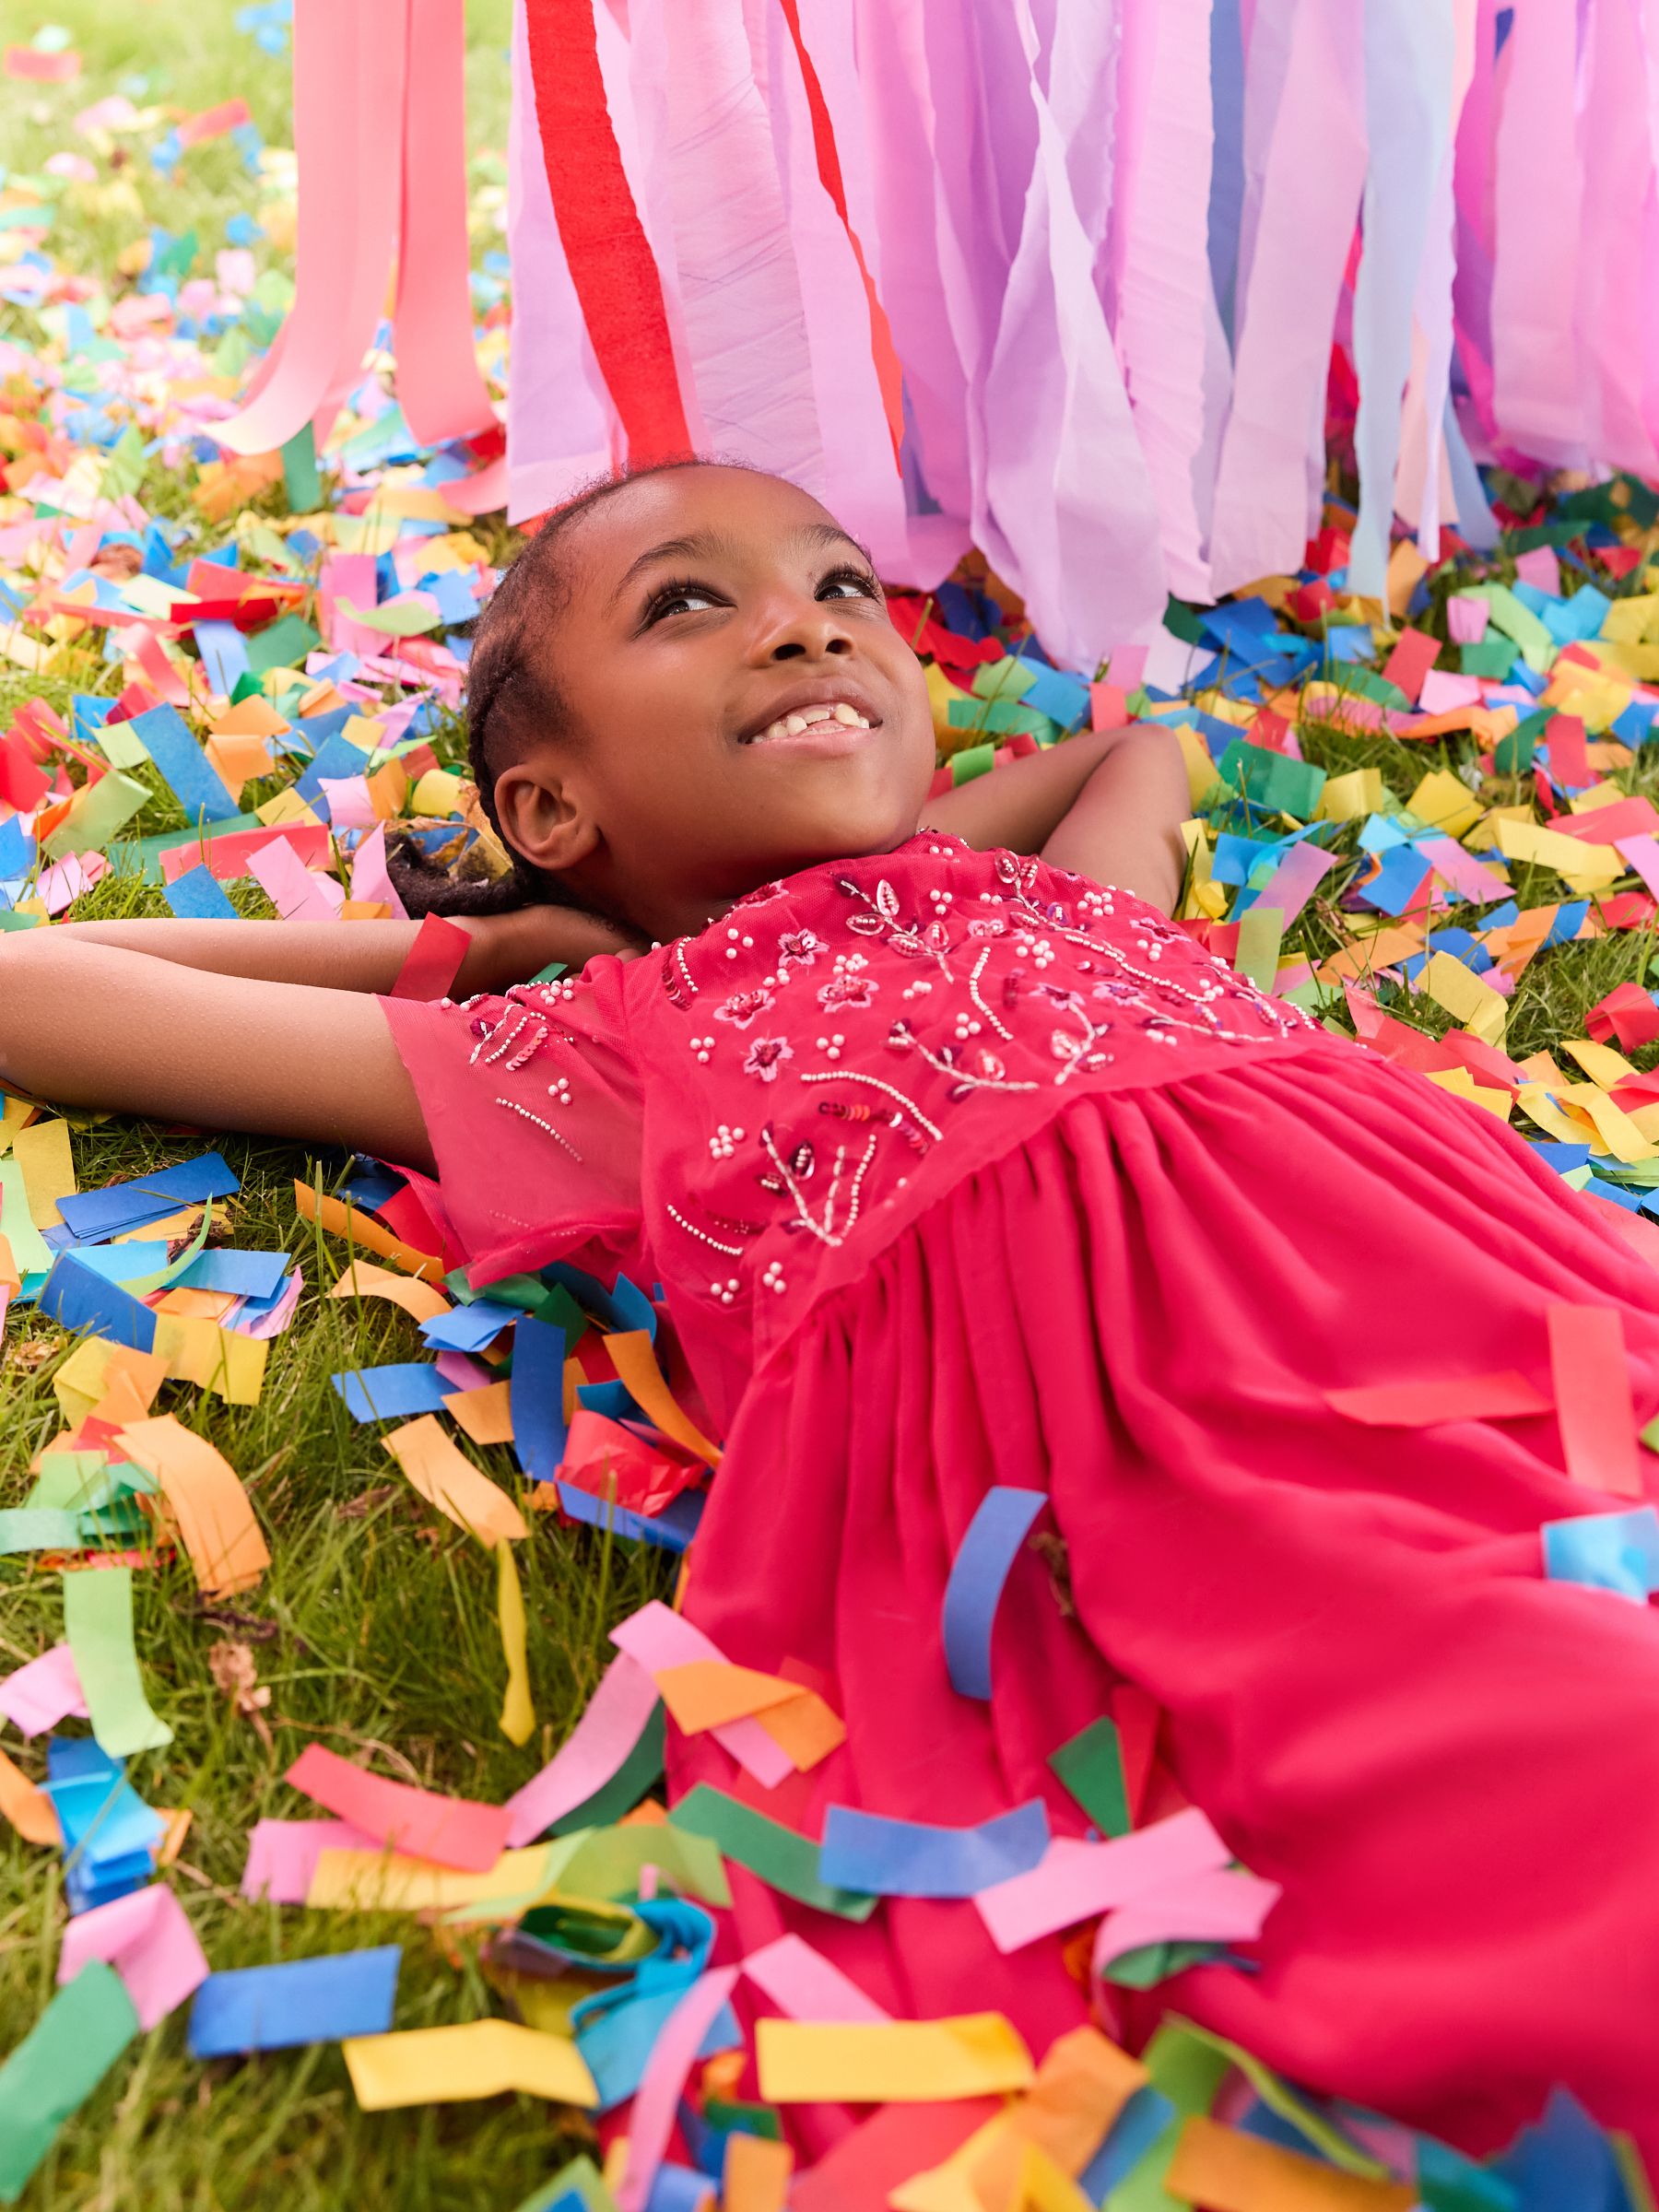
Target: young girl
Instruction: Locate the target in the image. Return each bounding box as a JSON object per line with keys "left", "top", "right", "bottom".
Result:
{"left": 10, "top": 461, "right": 1659, "bottom": 2162}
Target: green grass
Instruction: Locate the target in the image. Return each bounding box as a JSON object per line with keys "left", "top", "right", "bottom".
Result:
{"left": 0, "top": 10, "right": 683, "bottom": 2206}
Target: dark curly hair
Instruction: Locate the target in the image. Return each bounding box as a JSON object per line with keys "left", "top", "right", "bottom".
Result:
{"left": 389, "top": 456, "right": 753, "bottom": 917}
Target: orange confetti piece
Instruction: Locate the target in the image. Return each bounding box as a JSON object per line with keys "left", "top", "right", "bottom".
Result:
{"left": 654, "top": 1661, "right": 805, "bottom": 1733}
{"left": 382, "top": 1415, "right": 528, "bottom": 1546}
{"left": 0, "top": 1747, "right": 58, "bottom": 1847}
{"left": 329, "top": 1257, "right": 452, "bottom": 1325}
{"left": 295, "top": 1182, "right": 442, "bottom": 1279}
{"left": 1164, "top": 2117, "right": 1415, "bottom": 2212}
{"left": 443, "top": 1381, "right": 514, "bottom": 1445}
{"left": 603, "top": 1330, "right": 722, "bottom": 1464}
{"left": 117, "top": 1414, "right": 271, "bottom": 1594}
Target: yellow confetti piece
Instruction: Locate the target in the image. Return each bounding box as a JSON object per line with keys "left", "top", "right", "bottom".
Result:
{"left": 152, "top": 1314, "right": 269, "bottom": 1406}
{"left": 496, "top": 1537, "right": 535, "bottom": 1747}
{"left": 1561, "top": 1037, "right": 1638, "bottom": 1089}
{"left": 1405, "top": 770, "right": 1483, "bottom": 838}
{"left": 1422, "top": 1066, "right": 1513, "bottom": 1122}
{"left": 1420, "top": 952, "right": 1507, "bottom": 1048}
{"left": 344, "top": 2019, "right": 598, "bottom": 2112}
{"left": 1494, "top": 815, "right": 1622, "bottom": 888}
{"left": 1563, "top": 1083, "right": 1659, "bottom": 1163}
{"left": 1317, "top": 767, "right": 1385, "bottom": 822}
{"left": 1172, "top": 722, "right": 1221, "bottom": 806}
{"left": 1165, "top": 2115, "right": 1416, "bottom": 2212}
{"left": 757, "top": 2015, "right": 1035, "bottom": 2104}
{"left": 11, "top": 1117, "right": 75, "bottom": 1230}
{"left": 382, "top": 1417, "right": 527, "bottom": 1547}
{"left": 308, "top": 1843, "right": 554, "bottom": 1913}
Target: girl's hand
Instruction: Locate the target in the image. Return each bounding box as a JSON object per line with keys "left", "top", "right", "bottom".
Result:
{"left": 462, "top": 903, "right": 649, "bottom": 993}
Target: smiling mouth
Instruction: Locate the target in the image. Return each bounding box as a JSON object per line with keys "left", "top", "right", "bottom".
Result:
{"left": 741, "top": 700, "right": 877, "bottom": 746}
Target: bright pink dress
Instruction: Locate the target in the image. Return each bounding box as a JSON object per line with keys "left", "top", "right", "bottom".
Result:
{"left": 382, "top": 831, "right": 1659, "bottom": 2161}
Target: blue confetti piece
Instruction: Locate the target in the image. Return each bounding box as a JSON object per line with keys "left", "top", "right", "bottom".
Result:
{"left": 188, "top": 1948, "right": 400, "bottom": 2059}
{"left": 38, "top": 1255, "right": 157, "bottom": 1351}
{"left": 174, "top": 1249, "right": 290, "bottom": 1300}
{"left": 194, "top": 618, "right": 253, "bottom": 697}
{"left": 941, "top": 1487, "right": 1046, "bottom": 1700}
{"left": 330, "top": 1364, "right": 451, "bottom": 1423}
{"left": 1077, "top": 2084, "right": 1178, "bottom": 2199}
{"left": 510, "top": 1317, "right": 567, "bottom": 1479}
{"left": 419, "top": 1299, "right": 521, "bottom": 1354}
{"left": 124, "top": 703, "right": 240, "bottom": 827}
{"left": 1542, "top": 1507, "right": 1659, "bottom": 1604}
{"left": 58, "top": 1152, "right": 240, "bottom": 1241}
{"left": 163, "top": 864, "right": 238, "bottom": 921}
{"left": 818, "top": 1799, "right": 1051, "bottom": 1898}
{"left": 554, "top": 1483, "right": 701, "bottom": 1555}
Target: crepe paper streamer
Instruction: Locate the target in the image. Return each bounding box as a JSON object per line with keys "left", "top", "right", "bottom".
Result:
{"left": 522, "top": 0, "right": 689, "bottom": 465}
{"left": 59, "top": 1154, "right": 239, "bottom": 1241}
{"left": 941, "top": 1488, "right": 1047, "bottom": 1701}
{"left": 1546, "top": 1305, "right": 1642, "bottom": 1499}
{"left": 0, "top": 1749, "right": 57, "bottom": 1849}
{"left": 757, "top": 2014, "right": 1035, "bottom": 2106}
{"left": 1324, "top": 1371, "right": 1552, "bottom": 1427}
{"left": 187, "top": 1947, "right": 401, "bottom": 2059}
{"left": 670, "top": 1784, "right": 877, "bottom": 1922}
{"left": 1165, "top": 2114, "right": 1416, "bottom": 2212}
{"left": 240, "top": 1817, "right": 378, "bottom": 1903}
{"left": 602, "top": 1333, "right": 722, "bottom": 1465}
{"left": 1092, "top": 1866, "right": 1282, "bottom": 1968}
{"left": 615, "top": 1968, "right": 741, "bottom": 2212}
{"left": 39, "top": 1254, "right": 158, "bottom": 1352}
{"left": 0, "top": 1643, "right": 87, "bottom": 1737}
{"left": 510, "top": 1316, "right": 568, "bottom": 1482}
{"left": 306, "top": 1842, "right": 556, "bottom": 1916}
{"left": 380, "top": 911, "right": 471, "bottom": 1004}
{"left": 505, "top": 1650, "right": 661, "bottom": 1847}
{"left": 344, "top": 2018, "right": 599, "bottom": 2112}
{"left": 975, "top": 1807, "right": 1231, "bottom": 1955}
{"left": 818, "top": 1801, "right": 1051, "bottom": 1900}
{"left": 611, "top": 1602, "right": 792, "bottom": 1789}
{"left": 286, "top": 1742, "right": 511, "bottom": 1872}
{"left": 57, "top": 1882, "right": 209, "bottom": 2031}
{"left": 1049, "top": 1718, "right": 1132, "bottom": 1840}
{"left": 332, "top": 1362, "right": 452, "bottom": 1423}
{"left": 63, "top": 1567, "right": 173, "bottom": 1759}
{"left": 741, "top": 1933, "right": 892, "bottom": 2025}
{"left": 0, "top": 1961, "right": 138, "bottom": 2203}
{"left": 1542, "top": 1507, "right": 1659, "bottom": 1605}
{"left": 115, "top": 1415, "right": 270, "bottom": 1595}
{"left": 328, "top": 1257, "right": 451, "bottom": 1326}
{"left": 497, "top": 1538, "right": 535, "bottom": 1747}
{"left": 382, "top": 1416, "right": 528, "bottom": 1547}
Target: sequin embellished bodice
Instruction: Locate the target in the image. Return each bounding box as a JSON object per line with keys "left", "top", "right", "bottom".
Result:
{"left": 414, "top": 836, "right": 1324, "bottom": 1404}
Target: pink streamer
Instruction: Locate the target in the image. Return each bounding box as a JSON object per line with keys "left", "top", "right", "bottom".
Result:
{"left": 615, "top": 1967, "right": 740, "bottom": 2212}
{"left": 505, "top": 1650, "right": 661, "bottom": 1846}
{"left": 1490, "top": 6, "right": 1586, "bottom": 465}
{"left": 742, "top": 1933, "right": 892, "bottom": 2023}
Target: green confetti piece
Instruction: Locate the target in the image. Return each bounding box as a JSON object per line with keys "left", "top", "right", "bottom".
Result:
{"left": 1097, "top": 1939, "right": 1222, "bottom": 1989}
{"left": 42, "top": 771, "right": 151, "bottom": 863}
{"left": 244, "top": 613, "right": 323, "bottom": 677}
{"left": 950, "top": 742, "right": 996, "bottom": 785}
{"left": 281, "top": 422, "right": 323, "bottom": 513}
{"left": 98, "top": 424, "right": 147, "bottom": 503}
{"left": 550, "top": 1814, "right": 729, "bottom": 1909}
{"left": 547, "top": 1704, "right": 665, "bottom": 1838}
{"left": 670, "top": 1783, "right": 878, "bottom": 1921}
{"left": 64, "top": 1566, "right": 174, "bottom": 1758}
{"left": 0, "top": 1159, "right": 54, "bottom": 1277}
{"left": 971, "top": 657, "right": 1038, "bottom": 703}
{"left": 1234, "top": 902, "right": 1284, "bottom": 993}
{"left": 0, "top": 1511, "right": 79, "bottom": 1555}
{"left": 1214, "top": 738, "right": 1326, "bottom": 822}
{"left": 1048, "top": 1716, "right": 1132, "bottom": 1838}
{"left": 1104, "top": 2021, "right": 1232, "bottom": 2212}
{"left": 1472, "top": 583, "right": 1556, "bottom": 673}
{"left": 0, "top": 1961, "right": 139, "bottom": 2206}
{"left": 511, "top": 2157, "right": 616, "bottom": 2212}
{"left": 1461, "top": 638, "right": 1516, "bottom": 681}
{"left": 1416, "top": 2136, "right": 1519, "bottom": 2212}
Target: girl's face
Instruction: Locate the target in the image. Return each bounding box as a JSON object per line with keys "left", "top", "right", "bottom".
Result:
{"left": 491, "top": 465, "right": 936, "bottom": 940}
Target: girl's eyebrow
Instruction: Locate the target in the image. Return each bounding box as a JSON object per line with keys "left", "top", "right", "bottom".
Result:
{"left": 607, "top": 522, "right": 873, "bottom": 608}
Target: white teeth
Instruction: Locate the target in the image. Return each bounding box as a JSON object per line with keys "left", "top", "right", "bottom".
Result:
{"left": 748, "top": 702, "right": 874, "bottom": 742}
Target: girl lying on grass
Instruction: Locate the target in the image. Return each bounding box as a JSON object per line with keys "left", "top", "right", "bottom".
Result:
{"left": 6, "top": 460, "right": 1659, "bottom": 2163}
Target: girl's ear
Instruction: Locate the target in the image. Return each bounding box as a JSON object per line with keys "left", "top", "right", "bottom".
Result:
{"left": 491, "top": 759, "right": 600, "bottom": 875}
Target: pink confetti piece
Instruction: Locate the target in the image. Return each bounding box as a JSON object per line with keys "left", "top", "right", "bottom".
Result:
{"left": 0, "top": 1643, "right": 87, "bottom": 1736}
{"left": 57, "top": 1885, "right": 209, "bottom": 2030}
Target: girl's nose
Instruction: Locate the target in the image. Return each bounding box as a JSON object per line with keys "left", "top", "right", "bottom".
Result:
{"left": 753, "top": 595, "right": 855, "bottom": 663}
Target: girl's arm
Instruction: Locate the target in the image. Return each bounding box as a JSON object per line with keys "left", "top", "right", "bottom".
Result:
{"left": 0, "top": 933, "right": 434, "bottom": 1169}
{"left": 52, "top": 902, "right": 641, "bottom": 997}
{"left": 921, "top": 724, "right": 1190, "bottom": 913}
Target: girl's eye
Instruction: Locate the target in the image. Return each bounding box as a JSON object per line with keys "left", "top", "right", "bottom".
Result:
{"left": 818, "top": 566, "right": 880, "bottom": 602}
{"left": 644, "top": 579, "right": 723, "bottom": 623}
